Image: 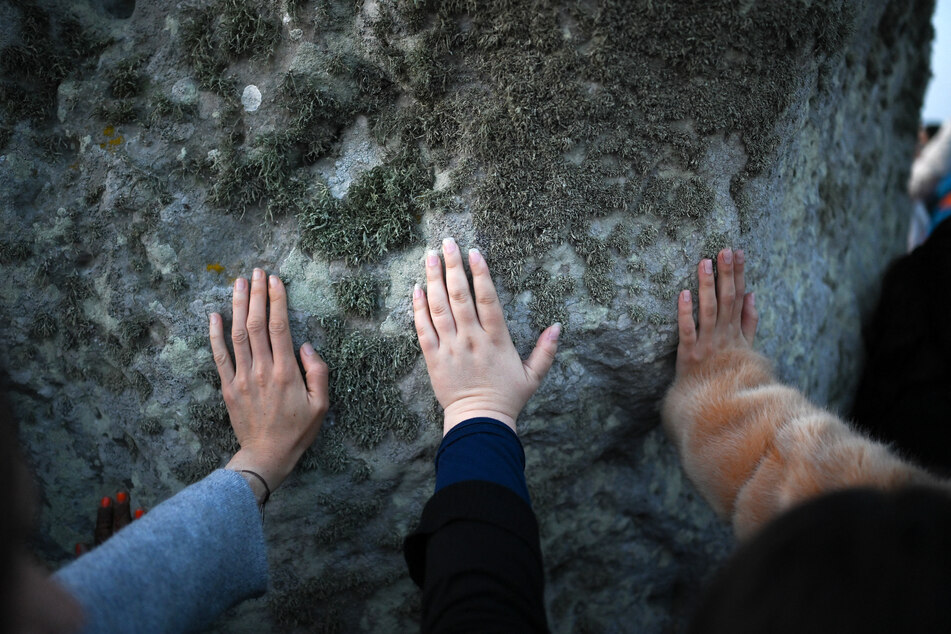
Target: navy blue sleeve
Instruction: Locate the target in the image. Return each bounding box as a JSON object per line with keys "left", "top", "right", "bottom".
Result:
{"left": 434, "top": 417, "right": 531, "bottom": 506}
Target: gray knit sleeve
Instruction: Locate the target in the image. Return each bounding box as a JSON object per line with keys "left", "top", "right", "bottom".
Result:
{"left": 53, "top": 469, "right": 269, "bottom": 634}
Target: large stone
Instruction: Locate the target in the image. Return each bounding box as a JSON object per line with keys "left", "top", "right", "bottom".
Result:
{"left": 0, "top": 0, "right": 934, "bottom": 631}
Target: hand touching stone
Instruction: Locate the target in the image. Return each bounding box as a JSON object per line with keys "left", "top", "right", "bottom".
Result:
{"left": 209, "top": 269, "right": 329, "bottom": 495}
{"left": 675, "top": 248, "right": 758, "bottom": 378}
{"left": 413, "top": 238, "right": 561, "bottom": 436}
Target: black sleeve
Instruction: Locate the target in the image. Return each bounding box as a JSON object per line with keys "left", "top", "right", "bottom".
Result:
{"left": 404, "top": 480, "right": 549, "bottom": 633}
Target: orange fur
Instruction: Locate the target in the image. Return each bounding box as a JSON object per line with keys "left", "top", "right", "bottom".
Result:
{"left": 662, "top": 348, "right": 941, "bottom": 539}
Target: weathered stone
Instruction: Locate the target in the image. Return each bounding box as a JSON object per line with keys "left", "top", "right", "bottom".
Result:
{"left": 0, "top": 0, "right": 934, "bottom": 631}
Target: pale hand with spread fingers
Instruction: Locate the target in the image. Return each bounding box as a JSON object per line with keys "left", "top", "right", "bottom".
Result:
{"left": 208, "top": 268, "right": 330, "bottom": 494}
{"left": 675, "top": 248, "right": 759, "bottom": 378}
{"left": 413, "top": 237, "right": 561, "bottom": 436}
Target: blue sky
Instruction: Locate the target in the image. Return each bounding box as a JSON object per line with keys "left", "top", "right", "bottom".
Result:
{"left": 922, "top": 0, "right": 951, "bottom": 123}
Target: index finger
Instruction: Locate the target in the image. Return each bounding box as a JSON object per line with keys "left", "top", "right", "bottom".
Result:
{"left": 267, "top": 275, "right": 297, "bottom": 368}
{"left": 468, "top": 248, "right": 505, "bottom": 335}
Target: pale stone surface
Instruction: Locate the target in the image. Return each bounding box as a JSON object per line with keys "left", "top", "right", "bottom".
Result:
{"left": 241, "top": 84, "right": 262, "bottom": 112}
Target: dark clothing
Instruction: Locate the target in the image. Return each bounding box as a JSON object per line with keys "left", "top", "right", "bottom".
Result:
{"left": 434, "top": 417, "right": 532, "bottom": 505}
{"left": 404, "top": 418, "right": 548, "bottom": 633}
{"left": 852, "top": 218, "right": 951, "bottom": 475}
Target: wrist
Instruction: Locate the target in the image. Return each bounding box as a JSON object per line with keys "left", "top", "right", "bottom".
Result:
{"left": 225, "top": 447, "right": 294, "bottom": 495}
{"left": 443, "top": 407, "right": 517, "bottom": 436}
{"left": 234, "top": 470, "right": 270, "bottom": 506}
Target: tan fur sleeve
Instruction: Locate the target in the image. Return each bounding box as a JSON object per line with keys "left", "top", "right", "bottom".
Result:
{"left": 661, "top": 347, "right": 939, "bottom": 538}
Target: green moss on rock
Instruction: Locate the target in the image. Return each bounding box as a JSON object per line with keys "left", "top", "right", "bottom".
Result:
{"left": 332, "top": 273, "right": 382, "bottom": 317}
{"left": 109, "top": 57, "right": 146, "bottom": 99}
{"left": 526, "top": 270, "right": 575, "bottom": 331}
{"left": 359, "top": 0, "right": 858, "bottom": 296}
{"left": 319, "top": 317, "right": 419, "bottom": 448}
{"left": 0, "top": 2, "right": 108, "bottom": 127}
{"left": 299, "top": 157, "right": 430, "bottom": 265}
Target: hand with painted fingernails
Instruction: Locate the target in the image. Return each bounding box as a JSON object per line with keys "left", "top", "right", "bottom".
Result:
{"left": 75, "top": 490, "right": 146, "bottom": 556}
{"left": 675, "top": 248, "right": 759, "bottom": 379}
{"left": 413, "top": 237, "right": 561, "bottom": 436}
{"left": 209, "top": 269, "right": 329, "bottom": 498}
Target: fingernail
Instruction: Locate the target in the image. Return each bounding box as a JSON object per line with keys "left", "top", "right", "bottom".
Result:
{"left": 269, "top": 275, "right": 279, "bottom": 288}
{"left": 116, "top": 491, "right": 128, "bottom": 504}
{"left": 209, "top": 313, "right": 219, "bottom": 325}
{"left": 750, "top": 292, "right": 755, "bottom": 306}
{"left": 703, "top": 259, "right": 713, "bottom": 274}
{"left": 100, "top": 496, "right": 112, "bottom": 508}
{"left": 549, "top": 323, "right": 562, "bottom": 341}
{"left": 682, "top": 289, "right": 691, "bottom": 302}
{"left": 723, "top": 248, "right": 733, "bottom": 264}
{"left": 75, "top": 543, "right": 83, "bottom": 555}
{"left": 736, "top": 249, "right": 745, "bottom": 264}
{"left": 302, "top": 342, "right": 315, "bottom": 356}
{"left": 134, "top": 509, "right": 145, "bottom": 519}
{"left": 413, "top": 283, "right": 423, "bottom": 300}
{"left": 235, "top": 278, "right": 247, "bottom": 291}
{"left": 426, "top": 250, "right": 439, "bottom": 267}
{"left": 442, "top": 237, "right": 457, "bottom": 253}
{"left": 252, "top": 269, "right": 263, "bottom": 281}
{"left": 469, "top": 248, "right": 482, "bottom": 264}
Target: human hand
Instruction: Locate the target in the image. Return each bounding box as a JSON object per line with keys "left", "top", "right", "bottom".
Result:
{"left": 675, "top": 248, "right": 758, "bottom": 378}
{"left": 75, "top": 490, "right": 146, "bottom": 555}
{"left": 209, "top": 269, "right": 329, "bottom": 494}
{"left": 413, "top": 238, "right": 561, "bottom": 436}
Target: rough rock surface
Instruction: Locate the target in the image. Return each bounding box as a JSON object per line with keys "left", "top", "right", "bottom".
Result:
{"left": 0, "top": 0, "right": 934, "bottom": 631}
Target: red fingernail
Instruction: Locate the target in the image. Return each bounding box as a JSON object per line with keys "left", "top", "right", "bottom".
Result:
{"left": 116, "top": 491, "right": 128, "bottom": 504}
{"left": 134, "top": 508, "right": 145, "bottom": 519}
{"left": 75, "top": 543, "right": 83, "bottom": 555}
{"left": 100, "top": 496, "right": 112, "bottom": 508}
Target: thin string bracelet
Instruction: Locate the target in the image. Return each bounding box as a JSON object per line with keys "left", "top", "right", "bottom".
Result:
{"left": 239, "top": 469, "right": 271, "bottom": 521}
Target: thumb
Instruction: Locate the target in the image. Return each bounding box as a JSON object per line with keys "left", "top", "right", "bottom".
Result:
{"left": 523, "top": 323, "right": 561, "bottom": 387}
{"left": 300, "top": 343, "right": 329, "bottom": 407}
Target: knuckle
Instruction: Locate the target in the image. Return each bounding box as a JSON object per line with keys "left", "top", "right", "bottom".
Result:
{"left": 253, "top": 367, "right": 268, "bottom": 386}
{"left": 231, "top": 329, "right": 249, "bottom": 345}
{"left": 449, "top": 288, "right": 470, "bottom": 303}
{"left": 476, "top": 294, "right": 497, "bottom": 307}
{"left": 268, "top": 319, "right": 289, "bottom": 336}
{"left": 234, "top": 377, "right": 250, "bottom": 394}
{"left": 213, "top": 351, "right": 231, "bottom": 368}
{"left": 429, "top": 302, "right": 450, "bottom": 317}
{"left": 246, "top": 318, "right": 266, "bottom": 334}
